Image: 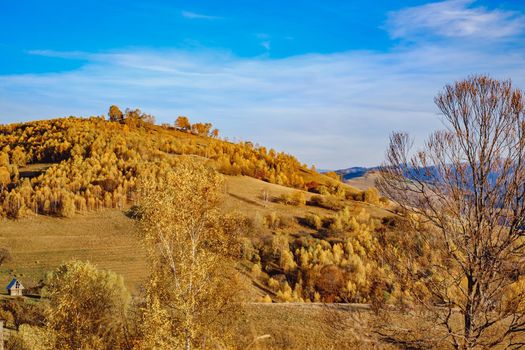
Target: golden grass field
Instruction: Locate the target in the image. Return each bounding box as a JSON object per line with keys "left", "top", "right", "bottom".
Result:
{"left": 0, "top": 209, "right": 146, "bottom": 292}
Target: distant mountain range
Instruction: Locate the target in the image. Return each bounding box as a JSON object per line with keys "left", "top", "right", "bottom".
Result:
{"left": 322, "top": 167, "right": 378, "bottom": 180}
{"left": 331, "top": 165, "right": 504, "bottom": 189}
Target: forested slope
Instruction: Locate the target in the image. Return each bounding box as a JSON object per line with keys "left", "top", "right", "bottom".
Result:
{"left": 0, "top": 114, "right": 319, "bottom": 218}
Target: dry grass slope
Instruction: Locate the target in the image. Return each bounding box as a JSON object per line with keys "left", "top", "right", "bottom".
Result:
{"left": 0, "top": 174, "right": 389, "bottom": 293}
{"left": 0, "top": 210, "right": 146, "bottom": 292}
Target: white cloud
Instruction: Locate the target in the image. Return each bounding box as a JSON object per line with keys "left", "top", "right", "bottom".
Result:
{"left": 181, "top": 10, "right": 221, "bottom": 20}
{"left": 1, "top": 43, "right": 524, "bottom": 169}
{"left": 387, "top": 0, "right": 525, "bottom": 40}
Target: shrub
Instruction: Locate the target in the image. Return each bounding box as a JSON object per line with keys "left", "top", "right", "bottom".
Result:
{"left": 43, "top": 260, "right": 131, "bottom": 350}
{"left": 276, "top": 281, "right": 294, "bottom": 302}
{"left": 364, "top": 187, "right": 380, "bottom": 204}
{"left": 250, "top": 212, "right": 266, "bottom": 234}
{"left": 308, "top": 195, "right": 343, "bottom": 211}
{"left": 279, "top": 191, "right": 305, "bottom": 206}
{"left": 329, "top": 217, "right": 344, "bottom": 232}
{"left": 0, "top": 247, "right": 11, "bottom": 266}
{"left": 266, "top": 212, "right": 280, "bottom": 229}
{"left": 279, "top": 193, "right": 292, "bottom": 205}
{"left": 251, "top": 262, "right": 262, "bottom": 278}
{"left": 305, "top": 181, "right": 320, "bottom": 193}
{"left": 268, "top": 277, "right": 280, "bottom": 291}
{"left": 318, "top": 186, "right": 330, "bottom": 196}
{"left": 304, "top": 214, "right": 322, "bottom": 230}
{"left": 278, "top": 215, "right": 294, "bottom": 228}
{"left": 291, "top": 191, "right": 306, "bottom": 206}
{"left": 280, "top": 250, "right": 297, "bottom": 272}
{"left": 315, "top": 265, "right": 345, "bottom": 302}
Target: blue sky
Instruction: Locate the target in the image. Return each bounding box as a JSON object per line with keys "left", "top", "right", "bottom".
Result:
{"left": 1, "top": 0, "right": 525, "bottom": 168}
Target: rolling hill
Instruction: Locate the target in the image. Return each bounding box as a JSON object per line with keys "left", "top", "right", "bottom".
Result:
{"left": 0, "top": 114, "right": 407, "bottom": 348}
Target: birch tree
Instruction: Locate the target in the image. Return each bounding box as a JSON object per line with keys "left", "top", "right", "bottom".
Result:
{"left": 136, "top": 159, "right": 243, "bottom": 350}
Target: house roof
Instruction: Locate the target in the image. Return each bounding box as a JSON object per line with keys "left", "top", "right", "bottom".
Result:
{"left": 6, "top": 278, "right": 24, "bottom": 290}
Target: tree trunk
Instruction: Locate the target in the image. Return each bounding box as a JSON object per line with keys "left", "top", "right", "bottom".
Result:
{"left": 463, "top": 275, "right": 475, "bottom": 350}
{"left": 185, "top": 330, "right": 191, "bottom": 350}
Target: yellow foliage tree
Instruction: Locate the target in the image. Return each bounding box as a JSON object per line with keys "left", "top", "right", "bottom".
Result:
{"left": 175, "top": 116, "right": 191, "bottom": 131}
{"left": 137, "top": 160, "right": 243, "bottom": 350}
{"left": 42, "top": 260, "right": 131, "bottom": 350}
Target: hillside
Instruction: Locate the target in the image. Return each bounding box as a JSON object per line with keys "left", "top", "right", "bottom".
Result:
{"left": 334, "top": 166, "right": 373, "bottom": 180}
{"left": 0, "top": 115, "right": 341, "bottom": 218}
{"left": 0, "top": 116, "right": 398, "bottom": 302}
{"left": 0, "top": 172, "right": 392, "bottom": 292}
{"left": 0, "top": 172, "right": 401, "bottom": 348}
{"left": 344, "top": 171, "right": 381, "bottom": 191}
{"left": 0, "top": 115, "right": 419, "bottom": 348}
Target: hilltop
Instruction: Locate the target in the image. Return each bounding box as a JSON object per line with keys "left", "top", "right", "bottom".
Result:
{"left": 0, "top": 113, "right": 340, "bottom": 218}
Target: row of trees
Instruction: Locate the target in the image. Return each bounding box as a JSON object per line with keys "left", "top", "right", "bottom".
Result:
{"left": 174, "top": 116, "right": 219, "bottom": 138}
{"left": 108, "top": 105, "right": 155, "bottom": 125}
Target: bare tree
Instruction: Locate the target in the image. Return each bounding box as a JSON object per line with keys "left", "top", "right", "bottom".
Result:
{"left": 377, "top": 76, "right": 525, "bottom": 349}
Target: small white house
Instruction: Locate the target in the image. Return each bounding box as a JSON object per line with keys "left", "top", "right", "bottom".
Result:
{"left": 6, "top": 278, "right": 24, "bottom": 296}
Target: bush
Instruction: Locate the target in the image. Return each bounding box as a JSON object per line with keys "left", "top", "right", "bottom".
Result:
{"left": 304, "top": 214, "right": 322, "bottom": 230}
{"left": 268, "top": 277, "right": 280, "bottom": 291}
{"left": 265, "top": 213, "right": 294, "bottom": 229}
{"left": 279, "top": 191, "right": 305, "bottom": 206}
{"left": 305, "top": 181, "right": 320, "bottom": 193}
{"left": 43, "top": 260, "right": 131, "bottom": 350}
{"left": 329, "top": 217, "right": 344, "bottom": 232}
{"left": 278, "top": 215, "right": 295, "bottom": 228}
{"left": 0, "top": 247, "right": 11, "bottom": 266}
{"left": 251, "top": 262, "right": 262, "bottom": 278}
{"left": 308, "top": 195, "right": 343, "bottom": 211}
{"left": 279, "top": 193, "right": 292, "bottom": 205}
{"left": 250, "top": 212, "right": 266, "bottom": 234}
{"left": 291, "top": 191, "right": 306, "bottom": 206}
{"left": 315, "top": 265, "right": 345, "bottom": 302}
{"left": 364, "top": 187, "right": 380, "bottom": 204}
{"left": 266, "top": 212, "right": 280, "bottom": 229}
{"left": 261, "top": 294, "right": 272, "bottom": 303}
{"left": 318, "top": 186, "right": 330, "bottom": 196}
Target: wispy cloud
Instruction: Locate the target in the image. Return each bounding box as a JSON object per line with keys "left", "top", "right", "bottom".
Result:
{"left": 387, "top": 0, "right": 525, "bottom": 40}
{"left": 2, "top": 42, "right": 524, "bottom": 168}
{"left": 255, "top": 34, "right": 271, "bottom": 51}
{"left": 27, "top": 50, "right": 89, "bottom": 59}
{"left": 181, "top": 10, "right": 222, "bottom": 20}
{"left": 1, "top": 2, "right": 525, "bottom": 168}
